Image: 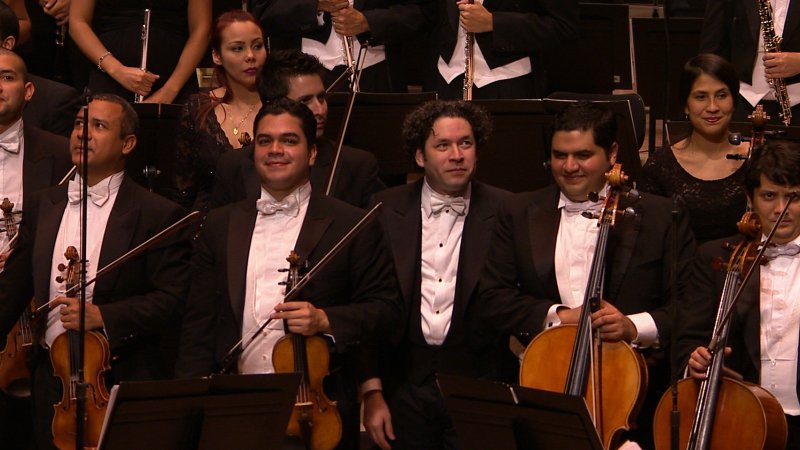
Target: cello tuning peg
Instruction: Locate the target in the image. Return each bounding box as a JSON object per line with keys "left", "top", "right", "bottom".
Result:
{"left": 55, "top": 276, "right": 65, "bottom": 283}
{"left": 711, "top": 256, "right": 726, "bottom": 272}
{"left": 277, "top": 268, "right": 289, "bottom": 273}
{"left": 588, "top": 192, "right": 600, "bottom": 202}
{"left": 57, "top": 263, "right": 66, "bottom": 271}
{"left": 625, "top": 188, "right": 640, "bottom": 202}
{"left": 581, "top": 211, "right": 599, "bottom": 220}
{"left": 622, "top": 207, "right": 636, "bottom": 217}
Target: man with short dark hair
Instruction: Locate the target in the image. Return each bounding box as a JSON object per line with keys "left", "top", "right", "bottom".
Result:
{"left": 0, "top": 94, "right": 191, "bottom": 450}
{"left": 361, "top": 100, "right": 515, "bottom": 450}
{"left": 0, "top": 1, "right": 80, "bottom": 136}
{"left": 478, "top": 102, "right": 695, "bottom": 449}
{"left": 177, "top": 98, "right": 401, "bottom": 450}
{"left": 212, "top": 49, "right": 384, "bottom": 209}
{"left": 678, "top": 140, "right": 800, "bottom": 449}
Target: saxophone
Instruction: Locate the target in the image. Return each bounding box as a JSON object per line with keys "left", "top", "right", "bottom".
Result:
{"left": 758, "top": 0, "right": 792, "bottom": 126}
{"left": 463, "top": 0, "right": 475, "bottom": 101}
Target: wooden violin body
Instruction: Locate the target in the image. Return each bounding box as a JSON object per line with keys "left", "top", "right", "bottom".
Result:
{"left": 520, "top": 325, "right": 647, "bottom": 449}
{"left": 49, "top": 246, "right": 111, "bottom": 450}
{"left": 50, "top": 330, "right": 111, "bottom": 450}
{"left": 653, "top": 377, "right": 786, "bottom": 450}
{"left": 273, "top": 334, "right": 342, "bottom": 450}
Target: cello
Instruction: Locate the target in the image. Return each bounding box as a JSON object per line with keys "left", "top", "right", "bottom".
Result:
{"left": 652, "top": 212, "right": 788, "bottom": 450}
{"left": 0, "top": 197, "right": 34, "bottom": 397}
{"left": 519, "top": 164, "right": 647, "bottom": 450}
{"left": 272, "top": 251, "right": 342, "bottom": 450}
{"left": 49, "top": 246, "right": 111, "bottom": 450}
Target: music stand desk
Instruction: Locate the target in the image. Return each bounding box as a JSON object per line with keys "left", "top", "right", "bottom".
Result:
{"left": 438, "top": 374, "right": 603, "bottom": 450}
{"left": 98, "top": 373, "right": 301, "bottom": 450}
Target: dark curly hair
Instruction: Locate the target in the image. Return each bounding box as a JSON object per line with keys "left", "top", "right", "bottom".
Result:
{"left": 402, "top": 100, "right": 492, "bottom": 156}
{"left": 258, "top": 49, "right": 326, "bottom": 103}
{"left": 745, "top": 140, "right": 800, "bottom": 196}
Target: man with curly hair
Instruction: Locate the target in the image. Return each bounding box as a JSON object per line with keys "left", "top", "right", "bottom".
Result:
{"left": 361, "top": 100, "right": 516, "bottom": 450}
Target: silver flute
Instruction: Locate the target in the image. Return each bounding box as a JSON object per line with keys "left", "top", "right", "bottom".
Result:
{"left": 135, "top": 9, "right": 151, "bottom": 103}
{"left": 463, "top": 0, "right": 475, "bottom": 101}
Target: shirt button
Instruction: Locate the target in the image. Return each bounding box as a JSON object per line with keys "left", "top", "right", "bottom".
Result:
{"left": 438, "top": 278, "right": 442, "bottom": 282}
{"left": 262, "top": 355, "right": 267, "bottom": 360}
{"left": 439, "top": 243, "right": 443, "bottom": 248}
{"left": 436, "top": 310, "right": 440, "bottom": 314}
{"left": 771, "top": 360, "right": 777, "bottom": 367}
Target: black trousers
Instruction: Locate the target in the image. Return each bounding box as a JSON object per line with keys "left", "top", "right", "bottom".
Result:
{"left": 385, "top": 374, "right": 459, "bottom": 450}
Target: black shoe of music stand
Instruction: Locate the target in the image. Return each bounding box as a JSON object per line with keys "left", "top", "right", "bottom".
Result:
{"left": 437, "top": 374, "right": 603, "bottom": 450}
{"left": 98, "top": 373, "right": 301, "bottom": 450}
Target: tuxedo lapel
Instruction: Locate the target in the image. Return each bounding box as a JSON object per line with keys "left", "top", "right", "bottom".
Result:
{"left": 606, "top": 200, "right": 642, "bottom": 301}
{"left": 784, "top": 1, "right": 800, "bottom": 43}
{"left": 385, "top": 182, "right": 422, "bottom": 308}
{"left": 294, "top": 194, "right": 334, "bottom": 267}
{"left": 455, "top": 182, "right": 493, "bottom": 316}
{"left": 22, "top": 128, "right": 56, "bottom": 199}
{"left": 33, "top": 186, "right": 68, "bottom": 305}
{"left": 95, "top": 177, "right": 139, "bottom": 297}
{"left": 528, "top": 187, "right": 560, "bottom": 291}
{"left": 736, "top": 265, "right": 762, "bottom": 373}
{"left": 745, "top": 0, "right": 761, "bottom": 46}
{"left": 446, "top": 0, "right": 459, "bottom": 33}
{"left": 227, "top": 201, "right": 256, "bottom": 329}
{"left": 310, "top": 139, "right": 333, "bottom": 194}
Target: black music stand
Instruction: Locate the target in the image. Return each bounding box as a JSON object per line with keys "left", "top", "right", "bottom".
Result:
{"left": 472, "top": 99, "right": 553, "bottom": 193}
{"left": 129, "top": 103, "right": 183, "bottom": 195}
{"left": 98, "top": 373, "right": 301, "bottom": 450}
{"left": 325, "top": 91, "right": 437, "bottom": 187}
{"left": 438, "top": 374, "right": 603, "bottom": 450}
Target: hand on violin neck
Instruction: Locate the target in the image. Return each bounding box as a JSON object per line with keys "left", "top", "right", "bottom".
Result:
{"left": 52, "top": 296, "right": 105, "bottom": 331}
{"left": 271, "top": 301, "right": 332, "bottom": 335}
{"left": 591, "top": 300, "right": 637, "bottom": 343}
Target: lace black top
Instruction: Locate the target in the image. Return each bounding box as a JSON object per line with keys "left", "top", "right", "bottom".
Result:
{"left": 174, "top": 93, "right": 237, "bottom": 211}
{"left": 639, "top": 146, "right": 747, "bottom": 244}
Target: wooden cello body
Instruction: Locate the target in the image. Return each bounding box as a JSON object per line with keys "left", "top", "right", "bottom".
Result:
{"left": 49, "top": 246, "right": 111, "bottom": 450}
{"left": 653, "top": 213, "right": 787, "bottom": 450}
{"left": 518, "top": 164, "right": 647, "bottom": 450}
{"left": 272, "top": 251, "right": 342, "bottom": 450}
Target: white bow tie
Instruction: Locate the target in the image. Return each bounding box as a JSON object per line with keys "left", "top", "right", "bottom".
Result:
{"left": 562, "top": 199, "right": 602, "bottom": 216}
{"left": 257, "top": 197, "right": 299, "bottom": 217}
{"left": 430, "top": 193, "right": 467, "bottom": 216}
{"left": 0, "top": 139, "right": 19, "bottom": 155}
{"left": 67, "top": 179, "right": 110, "bottom": 207}
{"left": 764, "top": 242, "right": 800, "bottom": 259}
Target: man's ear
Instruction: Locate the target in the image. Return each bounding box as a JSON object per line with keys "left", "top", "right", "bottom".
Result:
{"left": 414, "top": 148, "right": 425, "bottom": 169}
{"left": 121, "top": 135, "right": 137, "bottom": 156}
{"left": 1, "top": 36, "right": 15, "bottom": 50}
{"left": 609, "top": 142, "right": 619, "bottom": 165}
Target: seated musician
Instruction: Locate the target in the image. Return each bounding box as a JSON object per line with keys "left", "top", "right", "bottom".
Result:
{"left": 360, "top": 100, "right": 517, "bottom": 450}
{"left": 0, "top": 93, "right": 192, "bottom": 450}
{"left": 477, "top": 101, "right": 695, "bottom": 449}
{"left": 0, "top": 47, "right": 71, "bottom": 449}
{"left": 175, "top": 98, "right": 401, "bottom": 450}
{"left": 211, "top": 49, "right": 385, "bottom": 210}
{"left": 678, "top": 140, "right": 800, "bottom": 449}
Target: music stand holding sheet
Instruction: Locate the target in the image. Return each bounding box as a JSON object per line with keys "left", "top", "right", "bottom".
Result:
{"left": 98, "top": 373, "right": 301, "bottom": 450}
{"left": 438, "top": 374, "right": 603, "bottom": 450}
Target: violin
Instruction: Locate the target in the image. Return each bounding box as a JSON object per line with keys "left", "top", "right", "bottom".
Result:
{"left": 272, "top": 251, "right": 342, "bottom": 450}
{"left": 49, "top": 246, "right": 111, "bottom": 450}
{"left": 0, "top": 197, "right": 34, "bottom": 397}
{"left": 653, "top": 213, "right": 788, "bottom": 450}
{"left": 519, "top": 164, "right": 647, "bottom": 450}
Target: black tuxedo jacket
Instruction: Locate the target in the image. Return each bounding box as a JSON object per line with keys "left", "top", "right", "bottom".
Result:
{"left": 369, "top": 179, "right": 515, "bottom": 386}
{"left": 252, "top": 0, "right": 432, "bottom": 91}
{"left": 20, "top": 125, "right": 72, "bottom": 209}
{"left": 175, "top": 192, "right": 401, "bottom": 377}
{"left": 701, "top": 0, "right": 800, "bottom": 86}
{"left": 210, "top": 137, "right": 385, "bottom": 209}
{"left": 674, "top": 235, "right": 799, "bottom": 398}
{"left": 24, "top": 75, "right": 81, "bottom": 138}
{"left": 478, "top": 184, "right": 695, "bottom": 345}
{"left": 0, "top": 175, "right": 192, "bottom": 382}
{"left": 435, "top": 0, "right": 578, "bottom": 70}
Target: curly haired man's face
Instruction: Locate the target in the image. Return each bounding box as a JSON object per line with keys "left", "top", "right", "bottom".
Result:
{"left": 415, "top": 117, "right": 476, "bottom": 196}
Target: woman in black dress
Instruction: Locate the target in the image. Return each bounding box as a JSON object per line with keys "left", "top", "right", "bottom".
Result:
{"left": 69, "top": 0, "right": 211, "bottom": 104}
{"left": 173, "top": 10, "right": 266, "bottom": 211}
{"left": 640, "top": 54, "right": 748, "bottom": 244}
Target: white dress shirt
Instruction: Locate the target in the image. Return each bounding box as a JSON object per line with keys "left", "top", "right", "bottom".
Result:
{"left": 437, "top": 0, "right": 531, "bottom": 88}
{"left": 419, "top": 180, "right": 470, "bottom": 346}
{"left": 759, "top": 234, "right": 800, "bottom": 415}
{"left": 741, "top": 0, "right": 800, "bottom": 107}
{"left": 304, "top": 0, "right": 386, "bottom": 71}
{"left": 0, "top": 119, "right": 24, "bottom": 259}
{"left": 545, "top": 190, "right": 659, "bottom": 347}
{"left": 239, "top": 182, "right": 311, "bottom": 374}
{"left": 45, "top": 172, "right": 124, "bottom": 348}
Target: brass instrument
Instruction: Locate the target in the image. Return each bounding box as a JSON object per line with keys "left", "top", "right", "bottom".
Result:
{"left": 463, "top": 0, "right": 475, "bottom": 101}
{"left": 134, "top": 9, "right": 151, "bottom": 103}
{"left": 758, "top": 0, "right": 792, "bottom": 126}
